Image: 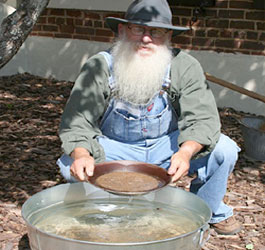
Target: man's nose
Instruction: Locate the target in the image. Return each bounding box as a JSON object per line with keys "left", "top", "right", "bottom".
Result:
{"left": 141, "top": 30, "right": 153, "bottom": 43}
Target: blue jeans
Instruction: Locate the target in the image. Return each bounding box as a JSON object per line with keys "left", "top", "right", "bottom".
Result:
{"left": 57, "top": 132, "right": 240, "bottom": 224}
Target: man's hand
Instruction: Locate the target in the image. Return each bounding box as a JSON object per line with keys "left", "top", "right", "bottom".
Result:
{"left": 168, "top": 141, "right": 203, "bottom": 182}
{"left": 70, "top": 147, "right": 95, "bottom": 181}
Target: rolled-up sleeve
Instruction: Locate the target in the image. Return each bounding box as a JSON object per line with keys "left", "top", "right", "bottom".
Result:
{"left": 59, "top": 54, "right": 110, "bottom": 162}
{"left": 171, "top": 52, "right": 221, "bottom": 158}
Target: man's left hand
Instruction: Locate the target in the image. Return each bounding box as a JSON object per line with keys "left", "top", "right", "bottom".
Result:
{"left": 168, "top": 141, "right": 204, "bottom": 182}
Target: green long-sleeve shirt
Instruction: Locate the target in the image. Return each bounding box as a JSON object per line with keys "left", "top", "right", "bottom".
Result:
{"left": 59, "top": 49, "right": 221, "bottom": 163}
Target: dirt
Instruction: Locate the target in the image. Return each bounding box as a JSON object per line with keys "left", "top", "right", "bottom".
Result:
{"left": 96, "top": 171, "right": 159, "bottom": 192}
{"left": 0, "top": 73, "right": 264, "bottom": 250}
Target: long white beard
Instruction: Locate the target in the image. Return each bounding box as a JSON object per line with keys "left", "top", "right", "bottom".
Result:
{"left": 111, "top": 36, "right": 172, "bottom": 104}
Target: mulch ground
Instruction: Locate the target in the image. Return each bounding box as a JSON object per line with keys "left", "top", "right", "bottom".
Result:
{"left": 0, "top": 73, "right": 264, "bottom": 250}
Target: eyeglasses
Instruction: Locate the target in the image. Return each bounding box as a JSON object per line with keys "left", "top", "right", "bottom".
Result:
{"left": 127, "top": 25, "right": 169, "bottom": 38}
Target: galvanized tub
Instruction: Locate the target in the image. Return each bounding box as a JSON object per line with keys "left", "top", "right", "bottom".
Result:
{"left": 239, "top": 116, "right": 265, "bottom": 161}
{"left": 22, "top": 182, "right": 211, "bottom": 250}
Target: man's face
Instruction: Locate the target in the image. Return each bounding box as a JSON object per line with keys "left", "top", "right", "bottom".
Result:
{"left": 118, "top": 23, "right": 172, "bottom": 56}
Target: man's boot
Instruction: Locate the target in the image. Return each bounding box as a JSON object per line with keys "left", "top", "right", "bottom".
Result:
{"left": 210, "top": 216, "right": 242, "bottom": 235}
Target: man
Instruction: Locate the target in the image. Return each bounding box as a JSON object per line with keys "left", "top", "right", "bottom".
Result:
{"left": 57, "top": 0, "right": 241, "bottom": 235}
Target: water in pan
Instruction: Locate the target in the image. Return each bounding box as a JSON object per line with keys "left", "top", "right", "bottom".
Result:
{"left": 29, "top": 199, "right": 203, "bottom": 243}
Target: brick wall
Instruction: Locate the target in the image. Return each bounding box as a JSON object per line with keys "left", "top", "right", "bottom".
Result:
{"left": 31, "top": 0, "right": 265, "bottom": 56}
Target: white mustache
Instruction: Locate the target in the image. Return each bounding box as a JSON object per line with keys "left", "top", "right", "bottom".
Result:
{"left": 136, "top": 42, "right": 156, "bottom": 50}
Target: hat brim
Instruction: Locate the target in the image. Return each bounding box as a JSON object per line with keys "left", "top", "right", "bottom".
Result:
{"left": 106, "top": 17, "right": 189, "bottom": 37}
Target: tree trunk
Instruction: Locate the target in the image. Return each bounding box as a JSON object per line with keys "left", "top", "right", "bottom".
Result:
{"left": 0, "top": 0, "right": 50, "bottom": 69}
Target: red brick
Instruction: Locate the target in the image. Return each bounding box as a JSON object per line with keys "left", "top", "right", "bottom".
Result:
{"left": 50, "top": 9, "right": 65, "bottom": 16}
{"left": 168, "top": 0, "right": 178, "bottom": 6}
{"left": 60, "top": 25, "right": 74, "bottom": 34}
{"left": 75, "top": 19, "right": 83, "bottom": 26}
{"left": 48, "top": 17, "right": 56, "bottom": 24}
{"left": 224, "top": 49, "right": 239, "bottom": 54}
{"left": 259, "top": 32, "right": 265, "bottom": 41}
{"left": 234, "top": 31, "right": 246, "bottom": 39}
{"left": 204, "top": 10, "right": 218, "bottom": 18}
{"left": 75, "top": 27, "right": 95, "bottom": 35}
{"left": 220, "top": 29, "right": 233, "bottom": 38}
{"left": 66, "top": 18, "right": 74, "bottom": 26}
{"left": 172, "top": 17, "right": 180, "bottom": 25}
{"left": 247, "top": 31, "right": 258, "bottom": 40}
{"left": 195, "top": 29, "right": 206, "bottom": 37}
{"left": 84, "top": 11, "right": 101, "bottom": 19}
{"left": 246, "top": 11, "right": 265, "bottom": 21}
{"left": 172, "top": 35, "right": 191, "bottom": 45}
{"left": 211, "top": 47, "right": 223, "bottom": 53}
{"left": 215, "top": 39, "right": 235, "bottom": 48}
{"left": 73, "top": 34, "right": 90, "bottom": 40}
{"left": 43, "top": 25, "right": 58, "bottom": 32}
{"left": 190, "top": 19, "right": 205, "bottom": 27}
{"left": 257, "top": 22, "right": 265, "bottom": 30}
{"left": 192, "top": 37, "right": 215, "bottom": 47}
{"left": 92, "top": 36, "right": 113, "bottom": 43}
{"left": 95, "top": 29, "right": 113, "bottom": 37}
{"left": 37, "top": 17, "right": 46, "bottom": 24}
{"left": 240, "top": 41, "right": 265, "bottom": 50}
{"left": 179, "top": 44, "right": 194, "bottom": 50}
{"left": 215, "top": 1, "right": 228, "bottom": 8}
{"left": 251, "top": 51, "right": 265, "bottom": 56}
{"left": 32, "top": 25, "right": 42, "bottom": 32}
{"left": 171, "top": 7, "right": 192, "bottom": 16}
{"left": 104, "top": 13, "right": 124, "bottom": 18}
{"left": 30, "top": 32, "right": 38, "bottom": 36}
{"left": 41, "top": 9, "right": 49, "bottom": 16}
{"left": 218, "top": 10, "right": 244, "bottom": 19}
{"left": 94, "top": 21, "right": 103, "bottom": 28}
{"left": 184, "top": 29, "right": 193, "bottom": 36}
{"left": 84, "top": 20, "right": 93, "bottom": 27}
{"left": 238, "top": 50, "right": 251, "bottom": 55}
{"left": 37, "top": 32, "right": 54, "bottom": 38}
{"left": 181, "top": 17, "right": 195, "bottom": 27}
{"left": 230, "top": 21, "right": 255, "bottom": 29}
{"left": 206, "top": 19, "right": 229, "bottom": 28}
{"left": 229, "top": 1, "right": 253, "bottom": 9}
{"left": 54, "top": 33, "right": 72, "bottom": 39}
{"left": 56, "top": 17, "right": 65, "bottom": 25}
{"left": 207, "top": 29, "right": 220, "bottom": 37}
{"left": 168, "top": 0, "right": 194, "bottom": 7}
{"left": 66, "top": 10, "right": 82, "bottom": 17}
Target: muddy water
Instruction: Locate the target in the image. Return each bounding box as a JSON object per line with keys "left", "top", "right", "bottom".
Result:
{"left": 30, "top": 199, "right": 203, "bottom": 243}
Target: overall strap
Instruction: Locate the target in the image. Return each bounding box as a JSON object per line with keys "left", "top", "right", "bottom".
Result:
{"left": 98, "top": 51, "right": 116, "bottom": 90}
{"left": 162, "top": 64, "right": 171, "bottom": 89}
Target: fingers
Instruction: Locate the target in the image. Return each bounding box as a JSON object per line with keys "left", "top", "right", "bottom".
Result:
{"left": 85, "top": 161, "right": 95, "bottom": 177}
{"left": 171, "top": 162, "right": 189, "bottom": 182}
{"left": 168, "top": 152, "right": 190, "bottom": 183}
{"left": 70, "top": 156, "right": 95, "bottom": 181}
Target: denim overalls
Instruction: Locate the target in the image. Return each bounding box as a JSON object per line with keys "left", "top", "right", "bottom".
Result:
{"left": 57, "top": 51, "right": 240, "bottom": 224}
{"left": 96, "top": 51, "right": 180, "bottom": 167}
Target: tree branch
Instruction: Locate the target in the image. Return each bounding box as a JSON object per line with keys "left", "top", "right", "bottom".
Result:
{"left": 0, "top": 0, "right": 50, "bottom": 69}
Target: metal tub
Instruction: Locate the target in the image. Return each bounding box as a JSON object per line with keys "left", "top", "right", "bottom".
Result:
{"left": 239, "top": 116, "right": 265, "bottom": 161}
{"left": 22, "top": 182, "right": 211, "bottom": 250}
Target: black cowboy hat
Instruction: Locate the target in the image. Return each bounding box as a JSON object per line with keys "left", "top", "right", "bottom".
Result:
{"left": 105, "top": 0, "right": 189, "bottom": 37}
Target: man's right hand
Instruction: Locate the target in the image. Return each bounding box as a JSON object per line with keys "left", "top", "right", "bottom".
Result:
{"left": 70, "top": 147, "right": 95, "bottom": 181}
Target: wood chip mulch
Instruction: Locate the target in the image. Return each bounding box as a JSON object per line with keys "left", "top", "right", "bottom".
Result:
{"left": 0, "top": 73, "right": 264, "bottom": 250}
